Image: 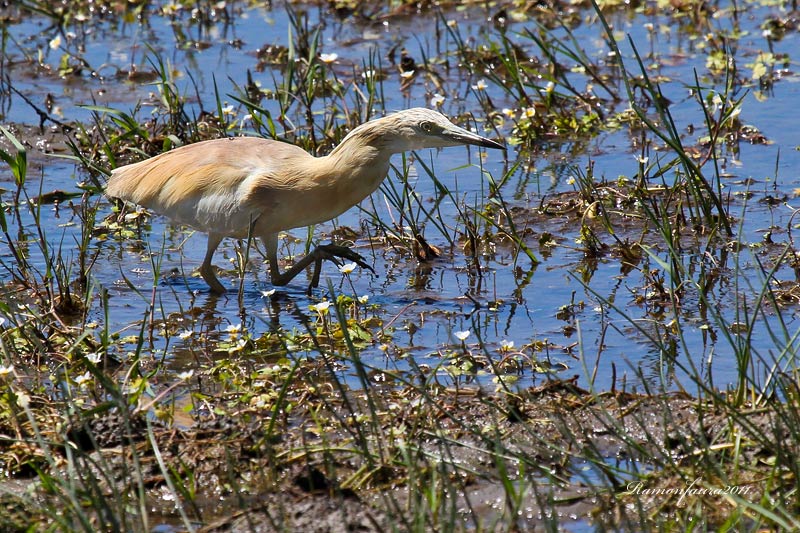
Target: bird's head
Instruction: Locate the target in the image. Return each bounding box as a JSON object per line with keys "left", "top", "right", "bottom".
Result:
{"left": 341, "top": 108, "right": 504, "bottom": 155}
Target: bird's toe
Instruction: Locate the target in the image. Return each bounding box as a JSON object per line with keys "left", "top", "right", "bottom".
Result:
{"left": 318, "top": 244, "right": 374, "bottom": 273}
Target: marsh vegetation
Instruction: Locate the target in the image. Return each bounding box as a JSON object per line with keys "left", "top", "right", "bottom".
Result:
{"left": 2, "top": 0, "right": 800, "bottom": 530}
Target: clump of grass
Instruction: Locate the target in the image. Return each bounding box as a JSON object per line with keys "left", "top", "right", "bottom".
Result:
{"left": 447, "top": 9, "right": 616, "bottom": 149}
{"left": 539, "top": 2, "right": 800, "bottom": 526}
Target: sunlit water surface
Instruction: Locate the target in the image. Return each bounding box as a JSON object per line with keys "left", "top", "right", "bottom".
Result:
{"left": 2, "top": 2, "right": 800, "bottom": 398}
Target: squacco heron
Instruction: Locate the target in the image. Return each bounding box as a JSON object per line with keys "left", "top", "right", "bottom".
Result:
{"left": 106, "top": 107, "right": 504, "bottom": 293}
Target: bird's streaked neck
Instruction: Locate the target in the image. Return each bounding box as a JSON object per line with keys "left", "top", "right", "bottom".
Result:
{"left": 328, "top": 115, "right": 420, "bottom": 158}
{"left": 324, "top": 124, "right": 395, "bottom": 175}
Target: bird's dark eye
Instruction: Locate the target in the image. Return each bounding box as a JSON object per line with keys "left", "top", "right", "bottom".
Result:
{"left": 420, "top": 121, "right": 435, "bottom": 133}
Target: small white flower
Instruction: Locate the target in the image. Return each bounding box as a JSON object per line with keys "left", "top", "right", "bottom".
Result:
{"left": 229, "top": 338, "right": 248, "bottom": 353}
{"left": 225, "top": 323, "right": 243, "bottom": 334}
{"left": 400, "top": 70, "right": 415, "bottom": 79}
{"left": 501, "top": 108, "right": 515, "bottom": 119}
{"left": 339, "top": 262, "right": 357, "bottom": 274}
{"left": 362, "top": 69, "right": 376, "bottom": 79}
{"left": 635, "top": 155, "right": 649, "bottom": 165}
{"left": 178, "top": 329, "right": 193, "bottom": 340}
{"left": 566, "top": 177, "right": 576, "bottom": 186}
{"left": 86, "top": 352, "right": 103, "bottom": 364}
{"left": 523, "top": 107, "right": 536, "bottom": 119}
{"left": 310, "top": 301, "right": 332, "bottom": 314}
{"left": 0, "top": 364, "right": 14, "bottom": 377}
{"left": 221, "top": 104, "right": 235, "bottom": 115}
{"left": 454, "top": 330, "right": 471, "bottom": 341}
{"left": 177, "top": 370, "right": 194, "bottom": 381}
{"left": 500, "top": 340, "right": 515, "bottom": 351}
{"left": 74, "top": 371, "right": 92, "bottom": 387}
{"left": 358, "top": 295, "right": 369, "bottom": 304}
{"left": 319, "top": 53, "right": 338, "bottom": 63}
{"left": 15, "top": 391, "right": 30, "bottom": 408}
{"left": 49, "top": 35, "right": 61, "bottom": 50}
{"left": 446, "top": 19, "right": 457, "bottom": 28}
{"left": 261, "top": 289, "right": 276, "bottom": 298}
{"left": 430, "top": 93, "right": 445, "bottom": 107}
{"left": 471, "top": 79, "right": 488, "bottom": 91}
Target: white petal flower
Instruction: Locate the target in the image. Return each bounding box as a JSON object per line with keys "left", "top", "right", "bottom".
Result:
{"left": 261, "top": 289, "right": 276, "bottom": 298}
{"left": 0, "top": 364, "right": 14, "bottom": 377}
{"left": 500, "top": 339, "right": 515, "bottom": 351}
{"left": 501, "top": 108, "right": 515, "bottom": 119}
{"left": 49, "top": 35, "right": 61, "bottom": 50}
{"left": 310, "top": 301, "right": 332, "bottom": 313}
{"left": 178, "top": 329, "right": 193, "bottom": 340}
{"left": 320, "top": 53, "right": 338, "bottom": 63}
{"left": 430, "top": 93, "right": 445, "bottom": 107}
{"left": 177, "top": 370, "right": 194, "bottom": 380}
{"left": 86, "top": 352, "right": 103, "bottom": 364}
{"left": 400, "top": 70, "right": 415, "bottom": 79}
{"left": 74, "top": 371, "right": 92, "bottom": 386}
{"left": 471, "top": 79, "right": 488, "bottom": 91}
{"left": 16, "top": 391, "right": 30, "bottom": 408}
{"left": 454, "top": 330, "right": 471, "bottom": 341}
{"left": 339, "top": 262, "right": 357, "bottom": 274}
{"left": 228, "top": 338, "right": 248, "bottom": 353}
{"left": 225, "top": 323, "right": 243, "bottom": 334}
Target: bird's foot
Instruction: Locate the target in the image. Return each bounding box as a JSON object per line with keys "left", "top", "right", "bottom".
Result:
{"left": 316, "top": 243, "right": 375, "bottom": 274}
{"left": 199, "top": 263, "right": 227, "bottom": 294}
{"left": 306, "top": 244, "right": 374, "bottom": 293}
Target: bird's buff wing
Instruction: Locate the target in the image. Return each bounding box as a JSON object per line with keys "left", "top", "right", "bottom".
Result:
{"left": 107, "top": 137, "right": 307, "bottom": 236}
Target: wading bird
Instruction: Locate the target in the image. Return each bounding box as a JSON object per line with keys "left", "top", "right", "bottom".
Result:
{"left": 107, "top": 107, "right": 504, "bottom": 293}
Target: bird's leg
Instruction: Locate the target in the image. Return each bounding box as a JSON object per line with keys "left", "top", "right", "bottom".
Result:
{"left": 199, "top": 232, "right": 227, "bottom": 294}
{"left": 263, "top": 234, "right": 373, "bottom": 291}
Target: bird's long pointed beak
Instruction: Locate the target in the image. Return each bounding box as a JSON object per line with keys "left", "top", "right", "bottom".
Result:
{"left": 446, "top": 126, "right": 505, "bottom": 150}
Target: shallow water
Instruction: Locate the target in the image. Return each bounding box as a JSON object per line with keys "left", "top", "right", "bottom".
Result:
{"left": 2, "top": 1, "right": 800, "bottom": 396}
